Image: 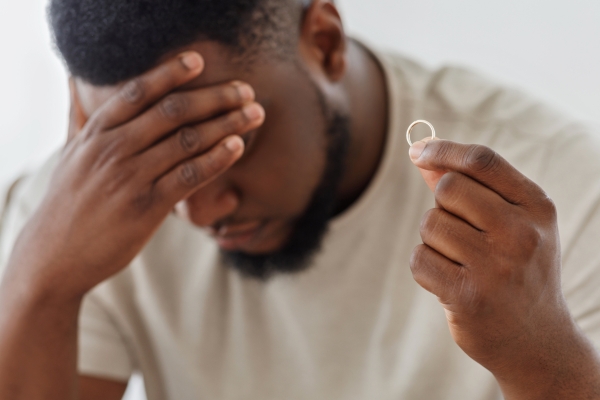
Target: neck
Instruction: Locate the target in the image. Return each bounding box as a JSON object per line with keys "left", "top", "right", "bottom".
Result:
{"left": 335, "top": 39, "right": 389, "bottom": 214}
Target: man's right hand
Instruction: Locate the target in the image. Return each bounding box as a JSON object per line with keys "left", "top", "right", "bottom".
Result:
{"left": 3, "top": 51, "right": 265, "bottom": 301}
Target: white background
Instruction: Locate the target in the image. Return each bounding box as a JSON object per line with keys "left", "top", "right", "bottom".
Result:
{"left": 0, "top": 0, "right": 599, "bottom": 398}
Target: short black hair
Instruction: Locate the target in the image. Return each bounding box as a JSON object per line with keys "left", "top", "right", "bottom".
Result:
{"left": 49, "top": 0, "right": 306, "bottom": 86}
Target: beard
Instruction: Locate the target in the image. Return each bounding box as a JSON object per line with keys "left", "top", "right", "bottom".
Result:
{"left": 221, "top": 92, "right": 351, "bottom": 280}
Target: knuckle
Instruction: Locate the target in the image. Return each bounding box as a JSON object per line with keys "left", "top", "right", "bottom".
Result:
{"left": 177, "top": 163, "right": 200, "bottom": 187}
{"left": 456, "top": 277, "right": 484, "bottom": 314}
{"left": 215, "top": 85, "right": 241, "bottom": 108}
{"left": 464, "top": 145, "right": 498, "bottom": 173}
{"left": 93, "top": 133, "right": 129, "bottom": 167}
{"left": 178, "top": 127, "right": 200, "bottom": 153}
{"left": 222, "top": 112, "right": 245, "bottom": 135}
{"left": 435, "top": 141, "right": 454, "bottom": 162}
{"left": 230, "top": 81, "right": 250, "bottom": 103}
{"left": 518, "top": 225, "right": 543, "bottom": 253}
{"left": 434, "top": 172, "right": 460, "bottom": 203}
{"left": 500, "top": 218, "right": 543, "bottom": 267}
{"left": 178, "top": 162, "right": 201, "bottom": 187}
{"left": 82, "top": 115, "right": 104, "bottom": 139}
{"left": 420, "top": 208, "right": 440, "bottom": 237}
{"left": 103, "top": 164, "right": 137, "bottom": 197}
{"left": 131, "top": 187, "right": 158, "bottom": 214}
{"left": 539, "top": 193, "right": 557, "bottom": 217}
{"left": 160, "top": 94, "right": 188, "bottom": 120}
{"left": 409, "top": 244, "right": 428, "bottom": 276}
{"left": 121, "top": 78, "right": 145, "bottom": 104}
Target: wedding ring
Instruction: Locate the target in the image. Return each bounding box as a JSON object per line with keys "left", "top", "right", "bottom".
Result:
{"left": 406, "top": 120, "right": 436, "bottom": 147}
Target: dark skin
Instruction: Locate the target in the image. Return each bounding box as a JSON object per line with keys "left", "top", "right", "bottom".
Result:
{"left": 410, "top": 139, "right": 600, "bottom": 399}
{"left": 0, "top": 1, "right": 599, "bottom": 399}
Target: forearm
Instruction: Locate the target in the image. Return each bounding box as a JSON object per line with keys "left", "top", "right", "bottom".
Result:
{"left": 0, "top": 269, "right": 83, "bottom": 400}
{"left": 495, "top": 318, "right": 600, "bottom": 400}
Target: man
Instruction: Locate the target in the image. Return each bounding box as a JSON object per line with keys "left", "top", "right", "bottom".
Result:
{"left": 1, "top": 0, "right": 600, "bottom": 399}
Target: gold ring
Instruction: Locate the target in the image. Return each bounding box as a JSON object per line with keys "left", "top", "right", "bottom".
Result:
{"left": 406, "top": 120, "right": 436, "bottom": 147}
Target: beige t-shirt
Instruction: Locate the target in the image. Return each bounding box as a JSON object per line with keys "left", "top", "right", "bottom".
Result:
{"left": 2, "top": 46, "right": 600, "bottom": 400}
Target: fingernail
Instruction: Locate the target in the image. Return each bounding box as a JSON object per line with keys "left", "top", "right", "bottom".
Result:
{"left": 409, "top": 140, "right": 426, "bottom": 161}
{"left": 233, "top": 82, "right": 255, "bottom": 102}
{"left": 242, "top": 103, "right": 264, "bottom": 121}
{"left": 180, "top": 52, "right": 203, "bottom": 70}
{"left": 225, "top": 136, "right": 244, "bottom": 152}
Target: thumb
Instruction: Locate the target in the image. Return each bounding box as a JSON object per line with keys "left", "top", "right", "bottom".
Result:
{"left": 409, "top": 138, "right": 445, "bottom": 193}
{"left": 68, "top": 77, "right": 87, "bottom": 142}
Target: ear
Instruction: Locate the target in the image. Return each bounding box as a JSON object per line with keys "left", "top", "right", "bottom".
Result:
{"left": 298, "top": 0, "right": 347, "bottom": 82}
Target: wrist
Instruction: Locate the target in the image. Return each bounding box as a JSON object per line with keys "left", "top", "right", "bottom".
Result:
{"left": 493, "top": 314, "right": 600, "bottom": 399}
{"left": 3, "top": 227, "right": 96, "bottom": 305}
{"left": 0, "top": 260, "right": 82, "bottom": 400}
{"left": 1, "top": 255, "right": 87, "bottom": 312}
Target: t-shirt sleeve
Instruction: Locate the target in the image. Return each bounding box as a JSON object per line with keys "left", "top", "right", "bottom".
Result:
{"left": 78, "top": 293, "right": 134, "bottom": 382}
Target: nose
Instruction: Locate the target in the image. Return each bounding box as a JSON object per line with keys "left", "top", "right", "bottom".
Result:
{"left": 179, "top": 182, "right": 241, "bottom": 227}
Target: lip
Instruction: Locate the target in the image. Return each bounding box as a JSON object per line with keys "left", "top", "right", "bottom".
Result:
{"left": 218, "top": 220, "right": 262, "bottom": 236}
{"left": 211, "top": 221, "right": 265, "bottom": 251}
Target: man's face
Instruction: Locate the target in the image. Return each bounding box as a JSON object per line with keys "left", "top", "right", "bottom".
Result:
{"left": 76, "top": 41, "right": 350, "bottom": 278}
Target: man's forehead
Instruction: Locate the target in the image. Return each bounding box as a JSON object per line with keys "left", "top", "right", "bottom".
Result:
{"left": 75, "top": 40, "right": 252, "bottom": 117}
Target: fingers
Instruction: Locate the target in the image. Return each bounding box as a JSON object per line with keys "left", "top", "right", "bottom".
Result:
{"left": 137, "top": 102, "right": 265, "bottom": 180}
{"left": 418, "top": 168, "right": 446, "bottom": 193}
{"left": 412, "top": 137, "right": 444, "bottom": 192}
{"left": 410, "top": 244, "right": 469, "bottom": 304}
{"left": 409, "top": 139, "right": 546, "bottom": 207}
{"left": 90, "top": 52, "right": 205, "bottom": 130}
{"left": 155, "top": 136, "right": 245, "bottom": 205}
{"left": 112, "top": 81, "right": 256, "bottom": 156}
{"left": 435, "top": 172, "right": 515, "bottom": 232}
{"left": 420, "top": 208, "right": 486, "bottom": 266}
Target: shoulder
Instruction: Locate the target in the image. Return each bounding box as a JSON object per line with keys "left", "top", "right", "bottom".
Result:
{"left": 379, "top": 47, "right": 600, "bottom": 238}
{"left": 0, "top": 152, "right": 61, "bottom": 267}
{"left": 379, "top": 48, "right": 573, "bottom": 142}
{"left": 382, "top": 49, "right": 598, "bottom": 171}
{"left": 4, "top": 151, "right": 60, "bottom": 217}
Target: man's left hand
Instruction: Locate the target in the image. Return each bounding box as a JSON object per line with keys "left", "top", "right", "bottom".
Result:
{"left": 409, "top": 139, "right": 600, "bottom": 399}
